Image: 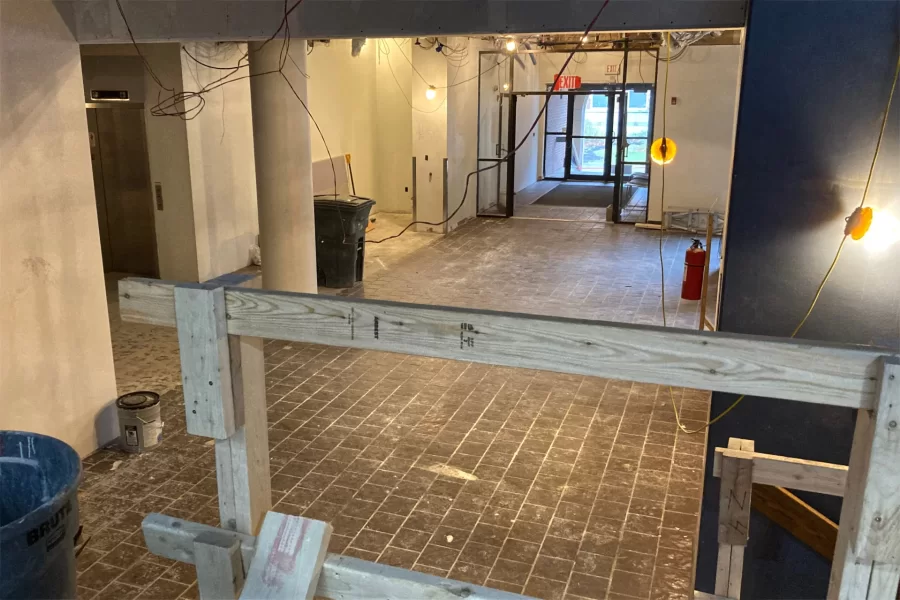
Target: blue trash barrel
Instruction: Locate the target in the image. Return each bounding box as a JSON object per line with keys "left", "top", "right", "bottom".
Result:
{"left": 0, "top": 431, "right": 82, "bottom": 600}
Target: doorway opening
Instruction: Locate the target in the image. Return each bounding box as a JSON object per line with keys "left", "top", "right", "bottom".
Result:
{"left": 476, "top": 46, "right": 659, "bottom": 223}
{"left": 87, "top": 103, "right": 159, "bottom": 278}
{"left": 543, "top": 85, "right": 653, "bottom": 184}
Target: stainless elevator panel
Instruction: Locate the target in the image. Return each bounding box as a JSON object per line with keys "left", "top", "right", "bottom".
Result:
{"left": 87, "top": 106, "right": 158, "bottom": 277}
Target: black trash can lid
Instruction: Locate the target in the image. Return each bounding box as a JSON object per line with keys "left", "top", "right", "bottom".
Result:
{"left": 314, "top": 194, "right": 375, "bottom": 209}
{"left": 116, "top": 391, "right": 160, "bottom": 410}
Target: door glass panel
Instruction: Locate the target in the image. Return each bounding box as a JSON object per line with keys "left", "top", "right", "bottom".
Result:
{"left": 477, "top": 159, "right": 507, "bottom": 215}
{"left": 569, "top": 93, "right": 611, "bottom": 177}
{"left": 545, "top": 93, "right": 569, "bottom": 134}
{"left": 543, "top": 92, "right": 569, "bottom": 179}
{"left": 582, "top": 94, "right": 608, "bottom": 137}
{"left": 619, "top": 82, "right": 653, "bottom": 223}
{"left": 544, "top": 134, "right": 567, "bottom": 178}
{"left": 625, "top": 137, "right": 648, "bottom": 162}
{"left": 477, "top": 53, "right": 510, "bottom": 215}
{"left": 626, "top": 89, "right": 652, "bottom": 137}
{"left": 570, "top": 138, "right": 606, "bottom": 177}
{"left": 611, "top": 93, "right": 621, "bottom": 137}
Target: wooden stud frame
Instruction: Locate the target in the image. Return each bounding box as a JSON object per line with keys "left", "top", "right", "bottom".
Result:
{"left": 119, "top": 278, "right": 900, "bottom": 600}
{"left": 121, "top": 278, "right": 883, "bottom": 408}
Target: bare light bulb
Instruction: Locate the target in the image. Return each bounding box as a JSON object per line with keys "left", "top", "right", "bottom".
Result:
{"left": 505, "top": 39, "right": 517, "bottom": 52}
{"left": 502, "top": 82, "right": 510, "bottom": 92}
{"left": 425, "top": 86, "right": 437, "bottom": 100}
{"left": 581, "top": 35, "right": 590, "bottom": 44}
{"left": 863, "top": 209, "right": 900, "bottom": 253}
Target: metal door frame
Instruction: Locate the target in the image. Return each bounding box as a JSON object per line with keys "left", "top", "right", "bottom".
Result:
{"left": 475, "top": 50, "right": 515, "bottom": 217}
{"left": 476, "top": 43, "right": 663, "bottom": 223}
{"left": 557, "top": 87, "right": 619, "bottom": 182}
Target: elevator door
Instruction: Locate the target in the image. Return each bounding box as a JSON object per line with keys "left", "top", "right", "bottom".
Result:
{"left": 87, "top": 107, "right": 158, "bottom": 277}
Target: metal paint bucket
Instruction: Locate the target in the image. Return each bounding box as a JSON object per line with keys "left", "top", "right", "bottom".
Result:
{"left": 115, "top": 391, "right": 162, "bottom": 453}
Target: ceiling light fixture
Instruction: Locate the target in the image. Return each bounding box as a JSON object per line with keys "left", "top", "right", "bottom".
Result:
{"left": 502, "top": 82, "right": 510, "bottom": 92}
{"left": 505, "top": 38, "right": 517, "bottom": 52}
{"left": 425, "top": 86, "right": 437, "bottom": 100}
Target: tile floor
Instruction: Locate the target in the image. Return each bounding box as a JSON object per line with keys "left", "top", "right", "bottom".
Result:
{"left": 77, "top": 215, "right": 714, "bottom": 600}
{"left": 348, "top": 217, "right": 717, "bottom": 330}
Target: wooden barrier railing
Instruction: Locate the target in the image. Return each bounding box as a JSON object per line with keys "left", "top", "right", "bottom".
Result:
{"left": 752, "top": 484, "right": 838, "bottom": 560}
{"left": 118, "top": 278, "right": 899, "bottom": 600}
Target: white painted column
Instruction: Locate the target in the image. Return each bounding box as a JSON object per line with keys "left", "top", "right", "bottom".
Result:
{"left": 248, "top": 41, "right": 317, "bottom": 292}
{"left": 0, "top": 0, "right": 118, "bottom": 456}
{"left": 411, "top": 42, "right": 448, "bottom": 232}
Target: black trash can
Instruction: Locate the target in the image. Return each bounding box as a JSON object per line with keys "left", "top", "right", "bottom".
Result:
{"left": 313, "top": 195, "right": 376, "bottom": 288}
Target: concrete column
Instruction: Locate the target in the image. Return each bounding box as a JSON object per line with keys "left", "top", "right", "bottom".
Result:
{"left": 411, "top": 42, "right": 448, "bottom": 232}
{"left": 248, "top": 40, "right": 317, "bottom": 292}
{"left": 0, "top": 0, "right": 118, "bottom": 456}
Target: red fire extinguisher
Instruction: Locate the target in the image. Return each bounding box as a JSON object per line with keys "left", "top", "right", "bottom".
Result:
{"left": 681, "top": 239, "right": 706, "bottom": 301}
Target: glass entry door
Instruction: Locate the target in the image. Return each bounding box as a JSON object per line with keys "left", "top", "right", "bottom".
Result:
{"left": 617, "top": 85, "right": 654, "bottom": 222}
{"left": 569, "top": 91, "right": 617, "bottom": 180}
{"left": 542, "top": 89, "right": 623, "bottom": 183}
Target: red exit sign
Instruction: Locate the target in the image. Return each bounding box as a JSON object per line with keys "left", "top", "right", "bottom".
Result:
{"left": 553, "top": 74, "right": 582, "bottom": 91}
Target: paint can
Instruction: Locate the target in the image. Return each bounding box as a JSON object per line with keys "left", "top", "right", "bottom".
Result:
{"left": 115, "top": 391, "right": 162, "bottom": 453}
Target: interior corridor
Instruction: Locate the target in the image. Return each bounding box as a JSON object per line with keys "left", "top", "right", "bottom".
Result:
{"left": 78, "top": 216, "right": 713, "bottom": 600}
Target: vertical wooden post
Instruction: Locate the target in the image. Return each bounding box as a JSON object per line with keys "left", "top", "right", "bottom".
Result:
{"left": 699, "top": 216, "right": 714, "bottom": 331}
{"left": 175, "top": 284, "right": 271, "bottom": 535}
{"left": 828, "top": 356, "right": 900, "bottom": 599}
{"left": 193, "top": 530, "right": 245, "bottom": 600}
{"left": 715, "top": 438, "right": 754, "bottom": 599}
{"left": 216, "top": 335, "right": 271, "bottom": 535}
{"left": 174, "top": 285, "right": 238, "bottom": 439}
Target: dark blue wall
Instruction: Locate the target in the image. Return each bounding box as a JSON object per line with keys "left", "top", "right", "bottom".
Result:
{"left": 697, "top": 1, "right": 900, "bottom": 597}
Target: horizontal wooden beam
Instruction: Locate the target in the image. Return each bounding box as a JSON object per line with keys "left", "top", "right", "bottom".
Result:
{"left": 752, "top": 484, "right": 837, "bottom": 560}
{"left": 143, "top": 513, "right": 535, "bottom": 600}
{"left": 119, "top": 278, "right": 889, "bottom": 409}
{"left": 713, "top": 447, "right": 848, "bottom": 497}
{"left": 320, "top": 554, "right": 535, "bottom": 600}
{"left": 694, "top": 591, "right": 733, "bottom": 600}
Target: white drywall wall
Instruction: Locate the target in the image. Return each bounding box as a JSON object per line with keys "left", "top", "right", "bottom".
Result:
{"left": 1, "top": 0, "right": 118, "bottom": 456}
{"left": 446, "top": 38, "right": 491, "bottom": 230}
{"left": 307, "top": 40, "right": 377, "bottom": 203}
{"left": 476, "top": 53, "right": 508, "bottom": 212}
{"left": 182, "top": 42, "right": 259, "bottom": 281}
{"left": 538, "top": 50, "right": 655, "bottom": 87}
{"left": 140, "top": 43, "right": 201, "bottom": 282}
{"left": 411, "top": 41, "right": 449, "bottom": 230}
{"left": 374, "top": 38, "right": 413, "bottom": 213}
{"left": 513, "top": 56, "right": 540, "bottom": 192}
{"left": 647, "top": 45, "right": 741, "bottom": 220}
{"left": 535, "top": 47, "right": 740, "bottom": 221}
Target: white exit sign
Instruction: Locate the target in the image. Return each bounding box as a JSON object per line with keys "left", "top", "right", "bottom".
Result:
{"left": 606, "top": 64, "right": 620, "bottom": 75}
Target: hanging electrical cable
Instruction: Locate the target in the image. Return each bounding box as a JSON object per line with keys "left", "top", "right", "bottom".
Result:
{"left": 658, "top": 34, "right": 900, "bottom": 435}
{"left": 369, "top": 0, "right": 616, "bottom": 243}
{"left": 115, "top": 0, "right": 361, "bottom": 251}
{"left": 377, "top": 39, "right": 472, "bottom": 114}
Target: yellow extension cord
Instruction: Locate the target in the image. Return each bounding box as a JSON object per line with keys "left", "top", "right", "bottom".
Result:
{"left": 660, "top": 33, "right": 900, "bottom": 435}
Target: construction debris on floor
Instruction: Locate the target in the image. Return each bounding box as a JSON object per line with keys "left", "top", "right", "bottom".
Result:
{"left": 83, "top": 216, "right": 715, "bottom": 599}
